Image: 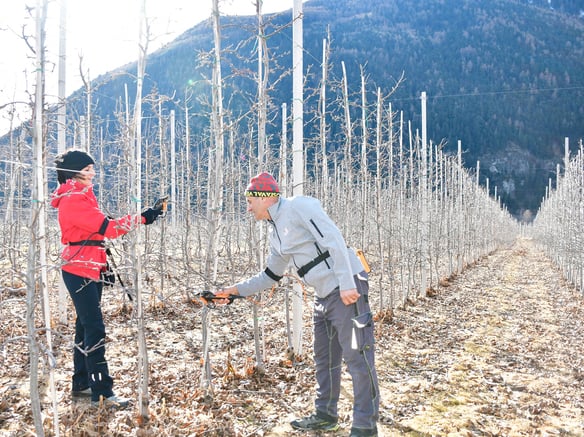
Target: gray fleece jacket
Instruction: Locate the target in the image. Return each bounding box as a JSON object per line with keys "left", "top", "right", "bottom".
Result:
{"left": 236, "top": 196, "right": 364, "bottom": 298}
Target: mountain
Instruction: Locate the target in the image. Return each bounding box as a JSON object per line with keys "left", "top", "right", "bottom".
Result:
{"left": 529, "top": 0, "right": 584, "bottom": 17}
{"left": 42, "top": 0, "right": 584, "bottom": 217}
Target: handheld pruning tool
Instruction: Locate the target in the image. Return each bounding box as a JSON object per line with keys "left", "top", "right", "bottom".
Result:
{"left": 153, "top": 195, "right": 169, "bottom": 214}
{"left": 193, "top": 290, "right": 246, "bottom": 307}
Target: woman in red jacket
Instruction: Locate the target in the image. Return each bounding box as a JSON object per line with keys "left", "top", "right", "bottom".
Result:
{"left": 51, "top": 149, "right": 162, "bottom": 408}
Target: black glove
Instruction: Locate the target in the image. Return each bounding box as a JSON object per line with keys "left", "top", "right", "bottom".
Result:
{"left": 141, "top": 208, "right": 163, "bottom": 225}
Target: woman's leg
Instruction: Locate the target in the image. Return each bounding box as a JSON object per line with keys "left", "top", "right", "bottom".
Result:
{"left": 62, "top": 271, "right": 114, "bottom": 401}
{"left": 72, "top": 315, "right": 89, "bottom": 392}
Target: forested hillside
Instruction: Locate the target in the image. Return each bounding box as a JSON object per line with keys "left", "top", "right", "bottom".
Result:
{"left": 7, "top": 0, "right": 584, "bottom": 217}
{"left": 524, "top": 0, "right": 583, "bottom": 16}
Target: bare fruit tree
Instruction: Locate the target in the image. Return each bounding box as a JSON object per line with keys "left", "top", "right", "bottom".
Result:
{"left": 532, "top": 137, "right": 584, "bottom": 292}
{"left": 26, "top": 0, "right": 59, "bottom": 435}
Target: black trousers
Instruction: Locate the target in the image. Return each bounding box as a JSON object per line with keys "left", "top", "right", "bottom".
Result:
{"left": 62, "top": 270, "right": 114, "bottom": 401}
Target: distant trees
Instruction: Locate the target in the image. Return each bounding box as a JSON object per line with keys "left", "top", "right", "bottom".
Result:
{"left": 522, "top": 0, "right": 584, "bottom": 16}
{"left": 531, "top": 138, "right": 584, "bottom": 293}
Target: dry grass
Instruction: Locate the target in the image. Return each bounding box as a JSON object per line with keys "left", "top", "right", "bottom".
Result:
{"left": 1, "top": 238, "right": 583, "bottom": 435}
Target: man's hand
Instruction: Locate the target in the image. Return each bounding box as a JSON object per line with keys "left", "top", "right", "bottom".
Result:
{"left": 340, "top": 288, "right": 360, "bottom": 306}
{"left": 192, "top": 289, "right": 245, "bottom": 307}
{"left": 215, "top": 286, "right": 239, "bottom": 305}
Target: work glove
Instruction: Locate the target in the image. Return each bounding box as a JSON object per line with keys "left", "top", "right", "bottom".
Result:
{"left": 141, "top": 207, "right": 163, "bottom": 225}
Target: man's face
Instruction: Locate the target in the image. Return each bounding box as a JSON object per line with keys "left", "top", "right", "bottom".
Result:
{"left": 246, "top": 196, "right": 272, "bottom": 221}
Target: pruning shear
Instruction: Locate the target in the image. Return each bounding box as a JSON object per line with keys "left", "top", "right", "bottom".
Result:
{"left": 153, "top": 195, "right": 169, "bottom": 216}
{"left": 192, "top": 290, "right": 246, "bottom": 308}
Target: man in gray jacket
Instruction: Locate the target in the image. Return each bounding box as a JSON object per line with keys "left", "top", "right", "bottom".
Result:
{"left": 219, "top": 172, "right": 379, "bottom": 437}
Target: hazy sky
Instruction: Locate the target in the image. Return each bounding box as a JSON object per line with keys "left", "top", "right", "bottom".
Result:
{"left": 0, "top": 0, "right": 297, "bottom": 135}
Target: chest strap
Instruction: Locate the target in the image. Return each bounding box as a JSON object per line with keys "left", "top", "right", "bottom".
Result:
{"left": 68, "top": 240, "right": 105, "bottom": 247}
{"left": 66, "top": 217, "right": 109, "bottom": 247}
{"left": 297, "top": 250, "right": 330, "bottom": 278}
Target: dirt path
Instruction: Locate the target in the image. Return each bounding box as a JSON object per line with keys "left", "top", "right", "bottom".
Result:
{"left": 377, "top": 237, "right": 584, "bottom": 436}
{"left": 2, "top": 237, "right": 584, "bottom": 436}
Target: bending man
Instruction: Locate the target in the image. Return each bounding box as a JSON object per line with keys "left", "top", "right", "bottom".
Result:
{"left": 219, "top": 172, "right": 379, "bottom": 437}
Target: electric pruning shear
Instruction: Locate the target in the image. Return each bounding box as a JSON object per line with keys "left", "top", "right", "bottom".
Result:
{"left": 153, "top": 195, "right": 169, "bottom": 215}
{"left": 102, "top": 195, "right": 169, "bottom": 301}
{"left": 192, "top": 290, "right": 247, "bottom": 307}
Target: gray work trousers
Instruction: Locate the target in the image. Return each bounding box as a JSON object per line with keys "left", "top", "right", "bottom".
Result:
{"left": 313, "top": 272, "right": 379, "bottom": 429}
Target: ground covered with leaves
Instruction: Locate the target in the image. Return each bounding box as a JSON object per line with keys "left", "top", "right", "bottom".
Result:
{"left": 1, "top": 238, "right": 584, "bottom": 436}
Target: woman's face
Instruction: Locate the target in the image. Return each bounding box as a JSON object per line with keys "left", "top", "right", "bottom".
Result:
{"left": 74, "top": 164, "right": 96, "bottom": 186}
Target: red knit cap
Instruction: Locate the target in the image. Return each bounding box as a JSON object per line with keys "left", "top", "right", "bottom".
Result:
{"left": 245, "top": 172, "right": 280, "bottom": 197}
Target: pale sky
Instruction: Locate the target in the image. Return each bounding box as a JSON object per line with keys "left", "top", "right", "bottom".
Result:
{"left": 0, "top": 0, "right": 297, "bottom": 135}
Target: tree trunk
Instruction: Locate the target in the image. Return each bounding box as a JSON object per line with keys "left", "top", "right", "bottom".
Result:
{"left": 133, "top": 0, "right": 150, "bottom": 420}
{"left": 56, "top": 0, "right": 68, "bottom": 326}
{"left": 291, "top": 0, "right": 304, "bottom": 356}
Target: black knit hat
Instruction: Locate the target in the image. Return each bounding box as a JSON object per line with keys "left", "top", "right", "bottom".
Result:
{"left": 55, "top": 149, "right": 95, "bottom": 184}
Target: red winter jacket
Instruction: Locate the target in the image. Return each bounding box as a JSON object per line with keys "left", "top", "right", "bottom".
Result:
{"left": 51, "top": 179, "right": 145, "bottom": 280}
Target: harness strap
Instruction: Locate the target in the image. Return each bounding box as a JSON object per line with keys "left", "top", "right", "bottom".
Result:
{"left": 297, "top": 250, "right": 330, "bottom": 278}
{"left": 97, "top": 217, "right": 109, "bottom": 235}
{"left": 67, "top": 217, "right": 109, "bottom": 247}
{"left": 68, "top": 240, "right": 105, "bottom": 247}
